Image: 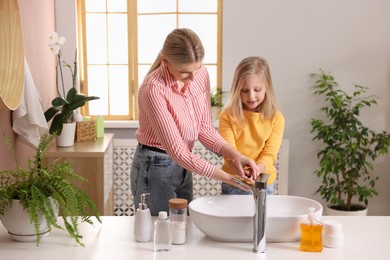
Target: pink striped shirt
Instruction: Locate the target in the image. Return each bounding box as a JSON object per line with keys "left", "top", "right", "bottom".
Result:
{"left": 135, "top": 62, "right": 227, "bottom": 178}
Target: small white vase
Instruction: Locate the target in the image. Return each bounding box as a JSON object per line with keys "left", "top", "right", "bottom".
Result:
{"left": 56, "top": 122, "right": 76, "bottom": 147}
{"left": 0, "top": 199, "right": 58, "bottom": 242}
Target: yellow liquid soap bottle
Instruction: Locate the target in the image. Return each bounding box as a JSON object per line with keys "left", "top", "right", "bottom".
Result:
{"left": 300, "top": 207, "right": 323, "bottom": 252}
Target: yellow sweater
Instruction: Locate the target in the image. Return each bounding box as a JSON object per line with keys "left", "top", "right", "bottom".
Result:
{"left": 219, "top": 110, "right": 285, "bottom": 184}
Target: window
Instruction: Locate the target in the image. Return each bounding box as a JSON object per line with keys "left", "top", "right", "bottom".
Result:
{"left": 77, "top": 0, "right": 222, "bottom": 120}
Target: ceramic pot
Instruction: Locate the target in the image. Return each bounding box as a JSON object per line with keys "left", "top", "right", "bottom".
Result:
{"left": 326, "top": 204, "right": 367, "bottom": 216}
{"left": 0, "top": 199, "right": 58, "bottom": 242}
{"left": 56, "top": 122, "right": 76, "bottom": 147}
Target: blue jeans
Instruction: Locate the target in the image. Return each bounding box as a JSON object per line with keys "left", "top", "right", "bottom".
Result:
{"left": 221, "top": 182, "right": 274, "bottom": 195}
{"left": 131, "top": 145, "right": 193, "bottom": 216}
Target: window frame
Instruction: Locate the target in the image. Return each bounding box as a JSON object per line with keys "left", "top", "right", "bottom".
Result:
{"left": 77, "top": 0, "right": 223, "bottom": 121}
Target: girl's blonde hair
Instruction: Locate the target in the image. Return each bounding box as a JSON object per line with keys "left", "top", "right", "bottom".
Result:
{"left": 222, "top": 56, "right": 279, "bottom": 124}
{"left": 147, "top": 28, "right": 205, "bottom": 75}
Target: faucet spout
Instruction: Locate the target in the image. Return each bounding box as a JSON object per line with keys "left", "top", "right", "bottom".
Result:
{"left": 253, "top": 173, "right": 270, "bottom": 254}
{"left": 232, "top": 173, "right": 270, "bottom": 254}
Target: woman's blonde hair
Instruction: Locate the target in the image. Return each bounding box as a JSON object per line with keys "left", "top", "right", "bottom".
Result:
{"left": 222, "top": 56, "right": 279, "bottom": 124}
{"left": 147, "top": 28, "right": 205, "bottom": 75}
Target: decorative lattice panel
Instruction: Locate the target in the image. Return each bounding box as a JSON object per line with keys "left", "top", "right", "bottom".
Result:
{"left": 113, "top": 140, "right": 137, "bottom": 216}
{"left": 113, "top": 140, "right": 289, "bottom": 216}
{"left": 192, "top": 145, "right": 223, "bottom": 199}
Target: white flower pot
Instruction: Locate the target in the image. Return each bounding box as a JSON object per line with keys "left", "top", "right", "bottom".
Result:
{"left": 0, "top": 199, "right": 58, "bottom": 242}
{"left": 56, "top": 122, "right": 76, "bottom": 147}
{"left": 326, "top": 204, "right": 368, "bottom": 216}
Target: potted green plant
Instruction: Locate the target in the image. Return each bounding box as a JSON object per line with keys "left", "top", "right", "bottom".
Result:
{"left": 210, "top": 88, "right": 226, "bottom": 121}
{"left": 210, "top": 88, "right": 225, "bottom": 108}
{"left": 44, "top": 32, "right": 99, "bottom": 144}
{"left": 0, "top": 134, "right": 101, "bottom": 246}
{"left": 309, "top": 69, "right": 390, "bottom": 214}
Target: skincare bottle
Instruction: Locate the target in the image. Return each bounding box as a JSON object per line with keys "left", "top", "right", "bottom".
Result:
{"left": 96, "top": 115, "right": 104, "bottom": 138}
{"left": 154, "top": 211, "right": 172, "bottom": 252}
{"left": 300, "top": 207, "right": 323, "bottom": 252}
{"left": 134, "top": 193, "right": 153, "bottom": 242}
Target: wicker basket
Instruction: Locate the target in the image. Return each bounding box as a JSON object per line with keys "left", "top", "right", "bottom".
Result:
{"left": 76, "top": 121, "right": 96, "bottom": 142}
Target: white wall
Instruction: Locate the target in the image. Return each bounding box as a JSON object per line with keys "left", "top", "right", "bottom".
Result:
{"left": 223, "top": 0, "right": 390, "bottom": 215}
{"left": 56, "top": 0, "right": 390, "bottom": 215}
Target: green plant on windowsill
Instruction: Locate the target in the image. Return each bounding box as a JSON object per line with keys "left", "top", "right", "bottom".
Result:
{"left": 210, "top": 88, "right": 226, "bottom": 108}
{"left": 309, "top": 69, "right": 390, "bottom": 212}
{"left": 0, "top": 134, "right": 101, "bottom": 246}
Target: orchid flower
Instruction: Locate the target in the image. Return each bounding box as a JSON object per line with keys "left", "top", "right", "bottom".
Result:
{"left": 48, "top": 32, "right": 66, "bottom": 55}
{"left": 48, "top": 32, "right": 67, "bottom": 98}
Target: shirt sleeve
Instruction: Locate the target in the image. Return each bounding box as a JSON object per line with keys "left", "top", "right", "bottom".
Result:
{"left": 218, "top": 110, "right": 237, "bottom": 149}
{"left": 257, "top": 111, "right": 285, "bottom": 172}
{"left": 197, "top": 74, "right": 227, "bottom": 154}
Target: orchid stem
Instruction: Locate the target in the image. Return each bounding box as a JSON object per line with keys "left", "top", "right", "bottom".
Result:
{"left": 58, "top": 52, "right": 66, "bottom": 98}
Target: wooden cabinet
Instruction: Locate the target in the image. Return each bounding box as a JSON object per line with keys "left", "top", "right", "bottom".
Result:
{"left": 46, "top": 134, "right": 114, "bottom": 216}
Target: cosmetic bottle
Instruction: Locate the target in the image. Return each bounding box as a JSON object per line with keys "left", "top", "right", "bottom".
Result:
{"left": 134, "top": 193, "right": 153, "bottom": 242}
{"left": 300, "top": 207, "right": 323, "bottom": 252}
{"left": 96, "top": 115, "right": 104, "bottom": 138}
{"left": 154, "top": 211, "right": 172, "bottom": 252}
{"left": 73, "top": 110, "right": 84, "bottom": 122}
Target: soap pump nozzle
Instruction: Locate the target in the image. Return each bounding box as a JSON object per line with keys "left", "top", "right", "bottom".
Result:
{"left": 139, "top": 193, "right": 150, "bottom": 210}
{"left": 307, "top": 207, "right": 316, "bottom": 223}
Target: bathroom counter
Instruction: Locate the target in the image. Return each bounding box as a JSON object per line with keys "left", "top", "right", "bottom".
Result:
{"left": 0, "top": 216, "right": 389, "bottom": 260}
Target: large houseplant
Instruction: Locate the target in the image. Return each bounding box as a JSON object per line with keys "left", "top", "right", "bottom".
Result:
{"left": 0, "top": 134, "right": 101, "bottom": 246}
{"left": 44, "top": 32, "right": 99, "bottom": 135}
{"left": 309, "top": 69, "right": 390, "bottom": 212}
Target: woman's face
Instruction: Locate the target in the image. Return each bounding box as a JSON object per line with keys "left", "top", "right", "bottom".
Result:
{"left": 240, "top": 74, "right": 266, "bottom": 112}
{"left": 165, "top": 60, "right": 203, "bottom": 84}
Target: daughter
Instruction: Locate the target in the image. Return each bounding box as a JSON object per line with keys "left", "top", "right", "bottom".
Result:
{"left": 219, "top": 56, "right": 285, "bottom": 195}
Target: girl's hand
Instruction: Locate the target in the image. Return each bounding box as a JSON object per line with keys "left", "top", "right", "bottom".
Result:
{"left": 226, "top": 155, "right": 259, "bottom": 180}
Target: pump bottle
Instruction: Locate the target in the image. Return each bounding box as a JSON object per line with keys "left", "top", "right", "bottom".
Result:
{"left": 134, "top": 193, "right": 153, "bottom": 242}
{"left": 300, "top": 207, "right": 323, "bottom": 252}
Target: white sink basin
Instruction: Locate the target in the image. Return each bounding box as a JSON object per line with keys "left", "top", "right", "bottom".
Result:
{"left": 188, "top": 195, "right": 323, "bottom": 242}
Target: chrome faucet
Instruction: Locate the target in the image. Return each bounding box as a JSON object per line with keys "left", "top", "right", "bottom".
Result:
{"left": 232, "top": 173, "right": 270, "bottom": 254}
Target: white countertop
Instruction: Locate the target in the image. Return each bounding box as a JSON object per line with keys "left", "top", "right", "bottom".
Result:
{"left": 1, "top": 216, "right": 389, "bottom": 260}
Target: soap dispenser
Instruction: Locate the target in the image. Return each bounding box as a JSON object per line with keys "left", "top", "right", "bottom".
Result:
{"left": 134, "top": 193, "right": 153, "bottom": 242}
{"left": 300, "top": 207, "right": 323, "bottom": 252}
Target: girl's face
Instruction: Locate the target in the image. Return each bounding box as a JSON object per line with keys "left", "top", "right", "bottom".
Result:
{"left": 240, "top": 74, "right": 266, "bottom": 112}
{"left": 165, "top": 60, "right": 203, "bottom": 84}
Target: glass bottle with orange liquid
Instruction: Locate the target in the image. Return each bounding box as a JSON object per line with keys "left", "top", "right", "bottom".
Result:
{"left": 300, "top": 207, "right": 323, "bottom": 252}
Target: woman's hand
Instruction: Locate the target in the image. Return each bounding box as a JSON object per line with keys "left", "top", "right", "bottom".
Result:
{"left": 212, "top": 168, "right": 254, "bottom": 192}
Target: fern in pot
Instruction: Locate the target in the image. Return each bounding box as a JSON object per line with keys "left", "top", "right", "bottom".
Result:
{"left": 0, "top": 134, "right": 101, "bottom": 246}
{"left": 309, "top": 69, "right": 390, "bottom": 214}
